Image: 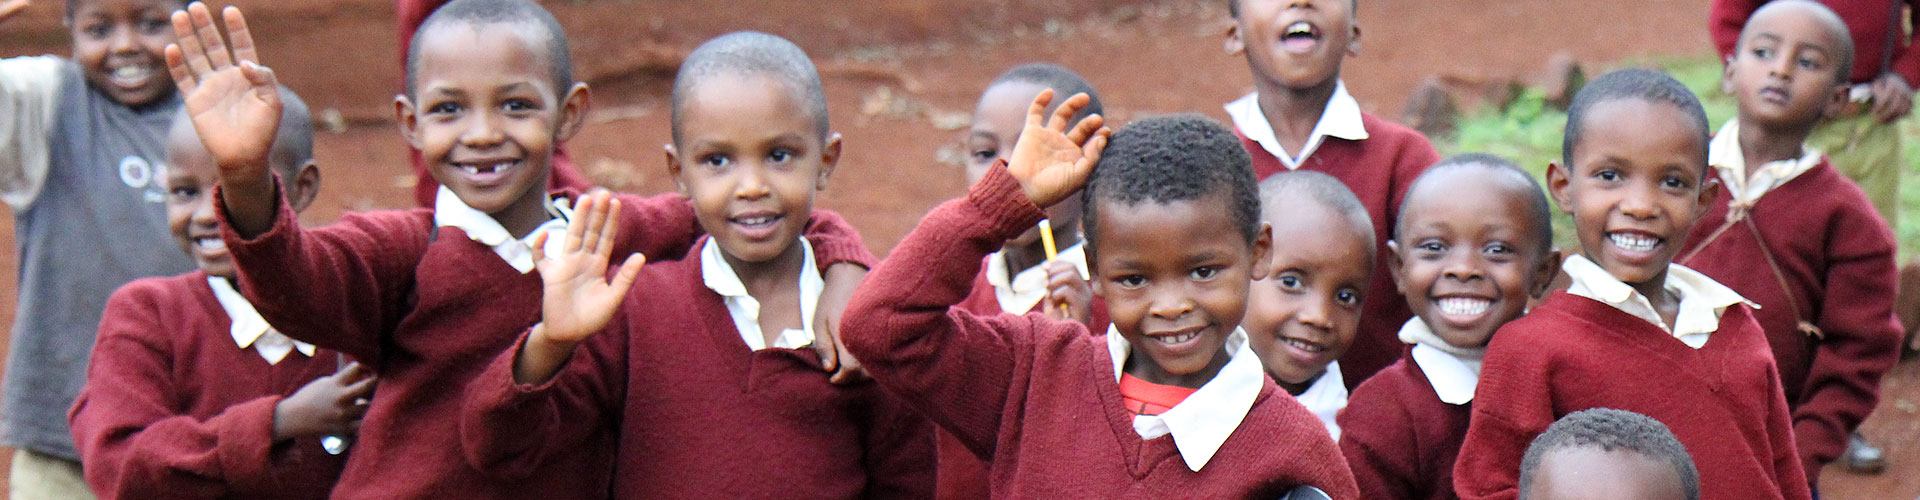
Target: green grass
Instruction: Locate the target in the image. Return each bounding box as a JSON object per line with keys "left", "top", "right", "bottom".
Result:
{"left": 1437, "top": 55, "right": 1920, "bottom": 259}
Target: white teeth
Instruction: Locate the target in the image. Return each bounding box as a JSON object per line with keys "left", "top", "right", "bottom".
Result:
{"left": 1609, "top": 233, "right": 1660, "bottom": 252}
{"left": 195, "top": 237, "right": 226, "bottom": 251}
{"left": 735, "top": 215, "right": 776, "bottom": 226}
{"left": 1154, "top": 331, "right": 1199, "bottom": 344}
{"left": 1284, "top": 337, "right": 1325, "bottom": 353}
{"left": 1286, "top": 22, "right": 1313, "bottom": 36}
{"left": 109, "top": 65, "right": 153, "bottom": 86}
{"left": 459, "top": 162, "right": 514, "bottom": 175}
{"left": 1437, "top": 297, "right": 1490, "bottom": 317}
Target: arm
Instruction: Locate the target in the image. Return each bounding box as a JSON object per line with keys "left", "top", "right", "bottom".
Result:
{"left": 1452, "top": 331, "right": 1558, "bottom": 500}
{"left": 1337, "top": 383, "right": 1419, "bottom": 500}
{"left": 1708, "top": 0, "right": 1765, "bottom": 60}
{"left": 1792, "top": 207, "right": 1902, "bottom": 485}
{"left": 0, "top": 54, "right": 62, "bottom": 211}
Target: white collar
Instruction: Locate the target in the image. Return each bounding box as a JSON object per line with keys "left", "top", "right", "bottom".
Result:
{"left": 1223, "top": 81, "right": 1369, "bottom": 170}
{"left": 984, "top": 241, "right": 1090, "bottom": 314}
{"left": 1707, "top": 120, "right": 1823, "bottom": 209}
{"left": 432, "top": 186, "right": 573, "bottom": 273}
{"left": 1562, "top": 254, "right": 1753, "bottom": 347}
{"left": 1399, "top": 318, "right": 1483, "bottom": 405}
{"left": 208, "top": 276, "right": 315, "bottom": 364}
{"left": 1292, "top": 361, "right": 1347, "bottom": 441}
{"left": 701, "top": 238, "right": 822, "bottom": 351}
{"left": 1105, "top": 325, "right": 1263, "bottom": 472}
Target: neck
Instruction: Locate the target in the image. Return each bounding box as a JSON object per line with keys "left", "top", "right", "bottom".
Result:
{"left": 722, "top": 240, "right": 808, "bottom": 304}
{"left": 1125, "top": 345, "right": 1231, "bottom": 390}
{"left": 1627, "top": 271, "right": 1680, "bottom": 326}
{"left": 1736, "top": 118, "right": 1812, "bottom": 177}
{"left": 1278, "top": 370, "right": 1322, "bottom": 396}
{"left": 494, "top": 188, "right": 556, "bottom": 239}
{"left": 1254, "top": 77, "right": 1340, "bottom": 150}
{"left": 1001, "top": 228, "right": 1081, "bottom": 275}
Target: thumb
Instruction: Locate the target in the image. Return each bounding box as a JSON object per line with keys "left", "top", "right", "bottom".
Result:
{"left": 240, "top": 60, "right": 277, "bottom": 94}
{"left": 608, "top": 253, "right": 646, "bottom": 289}
{"left": 530, "top": 232, "right": 552, "bottom": 262}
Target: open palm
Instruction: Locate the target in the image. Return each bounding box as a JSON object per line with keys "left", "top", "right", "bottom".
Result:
{"left": 166, "top": 3, "right": 280, "bottom": 179}
{"left": 1006, "top": 89, "right": 1110, "bottom": 209}
{"left": 535, "top": 191, "right": 646, "bottom": 344}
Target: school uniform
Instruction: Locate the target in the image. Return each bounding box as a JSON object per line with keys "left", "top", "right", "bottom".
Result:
{"left": 842, "top": 164, "right": 1361, "bottom": 499}
{"left": 1337, "top": 319, "right": 1482, "bottom": 500}
{"left": 1678, "top": 121, "right": 1902, "bottom": 485}
{"left": 215, "top": 183, "right": 873, "bottom": 499}
{"left": 69, "top": 272, "right": 345, "bottom": 500}
{"left": 1295, "top": 362, "right": 1348, "bottom": 441}
{"left": 1453, "top": 256, "right": 1810, "bottom": 500}
{"left": 1225, "top": 83, "right": 1442, "bottom": 388}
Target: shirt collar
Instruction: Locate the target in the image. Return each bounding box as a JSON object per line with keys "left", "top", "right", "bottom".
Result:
{"left": 1707, "top": 120, "right": 1823, "bottom": 208}
{"left": 207, "top": 276, "right": 315, "bottom": 364}
{"left": 984, "top": 241, "right": 1090, "bottom": 314}
{"left": 1293, "top": 361, "right": 1347, "bottom": 440}
{"left": 1105, "top": 325, "right": 1263, "bottom": 472}
{"left": 1562, "top": 254, "right": 1752, "bottom": 346}
{"left": 1223, "top": 80, "right": 1369, "bottom": 169}
{"left": 701, "top": 238, "right": 822, "bottom": 351}
{"left": 432, "top": 186, "right": 573, "bottom": 273}
{"left": 1399, "top": 318, "right": 1483, "bottom": 405}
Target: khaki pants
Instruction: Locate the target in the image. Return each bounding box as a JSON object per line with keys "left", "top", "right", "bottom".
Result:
{"left": 1808, "top": 112, "right": 1904, "bottom": 229}
{"left": 9, "top": 449, "right": 94, "bottom": 500}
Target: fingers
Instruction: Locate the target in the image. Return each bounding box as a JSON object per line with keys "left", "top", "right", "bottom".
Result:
{"left": 165, "top": 44, "right": 195, "bottom": 94}
{"left": 592, "top": 198, "right": 622, "bottom": 258}
{"left": 1046, "top": 93, "right": 1091, "bottom": 133}
{"left": 1073, "top": 133, "right": 1109, "bottom": 179}
{"left": 563, "top": 192, "right": 595, "bottom": 255}
{"left": 608, "top": 253, "right": 646, "bottom": 290}
{"left": 334, "top": 361, "right": 369, "bottom": 382}
{"left": 1024, "top": 89, "right": 1057, "bottom": 131}
{"left": 1064, "top": 113, "right": 1105, "bottom": 146}
{"left": 530, "top": 231, "right": 551, "bottom": 262}
{"left": 340, "top": 374, "right": 379, "bottom": 401}
{"left": 188, "top": 2, "right": 233, "bottom": 70}
{"left": 0, "top": 0, "right": 31, "bottom": 22}
{"left": 223, "top": 6, "right": 258, "bottom": 64}
{"left": 812, "top": 326, "right": 841, "bottom": 373}
{"left": 170, "top": 10, "right": 213, "bottom": 78}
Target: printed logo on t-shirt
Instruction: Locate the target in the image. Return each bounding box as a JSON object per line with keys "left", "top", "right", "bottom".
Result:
{"left": 118, "top": 156, "right": 168, "bottom": 203}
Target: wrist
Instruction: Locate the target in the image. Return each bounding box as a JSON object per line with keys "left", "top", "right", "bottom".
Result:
{"left": 515, "top": 324, "right": 575, "bottom": 384}
{"left": 269, "top": 398, "right": 301, "bottom": 443}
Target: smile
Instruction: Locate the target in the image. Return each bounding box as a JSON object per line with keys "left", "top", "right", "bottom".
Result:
{"left": 193, "top": 236, "right": 226, "bottom": 251}
{"left": 109, "top": 64, "right": 156, "bottom": 89}
{"left": 1608, "top": 232, "right": 1661, "bottom": 253}
{"left": 1283, "top": 336, "right": 1326, "bottom": 353}
{"left": 1281, "top": 21, "right": 1320, "bottom": 53}
{"left": 1152, "top": 330, "right": 1202, "bottom": 345}
{"left": 1436, "top": 296, "right": 1491, "bottom": 317}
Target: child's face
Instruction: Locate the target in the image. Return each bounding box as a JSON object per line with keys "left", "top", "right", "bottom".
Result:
{"left": 399, "top": 22, "right": 585, "bottom": 218}
{"left": 1549, "top": 99, "right": 1713, "bottom": 289}
{"left": 1227, "top": 0, "right": 1359, "bottom": 91}
{"left": 1091, "top": 194, "right": 1270, "bottom": 380}
{"left": 164, "top": 126, "right": 234, "bottom": 278}
{"left": 69, "top": 0, "right": 176, "bottom": 108}
{"left": 1390, "top": 169, "right": 1556, "bottom": 350}
{"left": 1524, "top": 448, "right": 1690, "bottom": 500}
{"left": 1722, "top": 4, "right": 1846, "bottom": 132}
{"left": 1243, "top": 197, "right": 1370, "bottom": 386}
{"left": 668, "top": 73, "right": 836, "bottom": 265}
{"left": 966, "top": 80, "right": 1082, "bottom": 247}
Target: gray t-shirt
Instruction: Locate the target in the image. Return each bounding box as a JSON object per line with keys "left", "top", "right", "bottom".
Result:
{"left": 0, "top": 58, "right": 193, "bottom": 459}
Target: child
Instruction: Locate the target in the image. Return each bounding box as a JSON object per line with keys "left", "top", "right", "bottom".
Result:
{"left": 1337, "top": 154, "right": 1560, "bottom": 500}
{"left": 1454, "top": 68, "right": 1810, "bottom": 500}
{"left": 1241, "top": 170, "right": 1374, "bottom": 440}
{"left": 69, "top": 89, "right": 372, "bottom": 500}
{"left": 842, "top": 94, "right": 1361, "bottom": 498}
{"left": 0, "top": 0, "right": 197, "bottom": 494}
{"left": 1223, "top": 0, "right": 1442, "bottom": 388}
{"left": 164, "top": 1, "right": 874, "bottom": 497}
{"left": 1517, "top": 409, "right": 1700, "bottom": 500}
{"left": 459, "top": 31, "right": 932, "bottom": 499}
{"left": 1682, "top": 1, "right": 1904, "bottom": 487}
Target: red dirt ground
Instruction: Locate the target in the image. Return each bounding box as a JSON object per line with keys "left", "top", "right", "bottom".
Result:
{"left": 3, "top": 0, "right": 1914, "bottom": 497}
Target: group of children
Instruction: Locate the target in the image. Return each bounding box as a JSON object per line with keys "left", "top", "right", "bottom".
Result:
{"left": 0, "top": 0, "right": 1907, "bottom": 498}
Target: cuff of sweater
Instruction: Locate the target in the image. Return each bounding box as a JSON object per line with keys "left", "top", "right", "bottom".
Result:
{"left": 966, "top": 160, "right": 1049, "bottom": 241}
{"left": 215, "top": 396, "right": 284, "bottom": 495}
{"left": 1793, "top": 418, "right": 1842, "bottom": 486}
{"left": 460, "top": 330, "right": 564, "bottom": 478}
{"left": 215, "top": 177, "right": 297, "bottom": 248}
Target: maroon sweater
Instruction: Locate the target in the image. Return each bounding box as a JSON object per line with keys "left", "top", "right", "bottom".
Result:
{"left": 216, "top": 184, "right": 873, "bottom": 500}
{"left": 460, "top": 241, "right": 932, "bottom": 499}
{"left": 843, "top": 165, "right": 1361, "bottom": 499}
{"left": 1337, "top": 353, "right": 1469, "bottom": 500}
{"left": 1712, "top": 0, "right": 1920, "bottom": 84}
{"left": 69, "top": 272, "right": 347, "bottom": 500}
{"left": 1454, "top": 292, "right": 1810, "bottom": 500}
{"left": 1677, "top": 161, "right": 1902, "bottom": 485}
{"left": 1234, "top": 112, "right": 1440, "bottom": 389}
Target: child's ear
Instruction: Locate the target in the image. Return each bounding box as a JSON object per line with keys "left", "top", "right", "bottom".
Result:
{"left": 1721, "top": 55, "right": 1737, "bottom": 96}
{"left": 1249, "top": 222, "right": 1274, "bottom": 280}
{"left": 1545, "top": 161, "right": 1574, "bottom": 214}
{"left": 1346, "top": 24, "right": 1362, "bottom": 56}
{"left": 554, "top": 82, "right": 593, "bottom": 143}
{"left": 1694, "top": 173, "right": 1722, "bottom": 214}
{"left": 284, "top": 161, "right": 322, "bottom": 213}
{"left": 1529, "top": 248, "right": 1563, "bottom": 298}
{"left": 1823, "top": 82, "right": 1850, "bottom": 118}
{"left": 1386, "top": 239, "right": 1408, "bottom": 294}
{"left": 1223, "top": 22, "right": 1245, "bottom": 56}
{"left": 394, "top": 94, "right": 422, "bottom": 149}
{"left": 817, "top": 132, "right": 842, "bottom": 191}
{"left": 663, "top": 144, "right": 687, "bottom": 195}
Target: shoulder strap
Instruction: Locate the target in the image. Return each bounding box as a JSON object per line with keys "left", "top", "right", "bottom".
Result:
{"left": 1679, "top": 208, "right": 1823, "bottom": 340}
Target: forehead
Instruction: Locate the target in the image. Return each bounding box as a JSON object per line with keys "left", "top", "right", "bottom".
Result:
{"left": 1091, "top": 194, "right": 1250, "bottom": 266}
{"left": 1402, "top": 168, "right": 1542, "bottom": 238}
{"left": 972, "top": 81, "right": 1048, "bottom": 131}
{"left": 415, "top": 21, "right": 556, "bottom": 92}
{"left": 71, "top": 0, "right": 177, "bottom": 18}
{"left": 1572, "top": 98, "right": 1706, "bottom": 171}
{"left": 678, "top": 72, "right": 816, "bottom": 142}
{"left": 1266, "top": 198, "right": 1371, "bottom": 274}
{"left": 1531, "top": 448, "right": 1687, "bottom": 500}
{"left": 1744, "top": 4, "right": 1844, "bottom": 48}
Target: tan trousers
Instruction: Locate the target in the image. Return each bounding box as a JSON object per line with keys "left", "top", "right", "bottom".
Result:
{"left": 9, "top": 449, "right": 94, "bottom": 500}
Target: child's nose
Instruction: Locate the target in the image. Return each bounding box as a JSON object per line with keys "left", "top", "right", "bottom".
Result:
{"left": 1296, "top": 295, "right": 1335, "bottom": 328}
{"left": 1617, "top": 184, "right": 1660, "bottom": 219}
{"left": 733, "top": 165, "right": 771, "bottom": 200}
{"left": 459, "top": 113, "right": 506, "bottom": 147}
{"left": 1442, "top": 251, "right": 1484, "bottom": 281}
{"left": 190, "top": 193, "right": 219, "bottom": 225}
{"left": 108, "top": 25, "right": 139, "bottom": 54}
{"left": 1147, "top": 290, "right": 1194, "bottom": 320}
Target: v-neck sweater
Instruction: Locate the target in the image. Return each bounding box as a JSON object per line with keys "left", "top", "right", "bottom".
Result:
{"left": 1337, "top": 352, "right": 1470, "bottom": 500}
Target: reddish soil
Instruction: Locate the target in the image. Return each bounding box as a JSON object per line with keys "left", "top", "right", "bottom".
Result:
{"left": 4, "top": 0, "right": 1914, "bottom": 497}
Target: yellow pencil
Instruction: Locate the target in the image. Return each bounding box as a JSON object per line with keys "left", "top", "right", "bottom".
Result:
{"left": 1038, "top": 219, "right": 1067, "bottom": 316}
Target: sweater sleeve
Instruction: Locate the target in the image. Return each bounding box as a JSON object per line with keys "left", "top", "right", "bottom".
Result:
{"left": 1453, "top": 323, "right": 1559, "bottom": 500}
{"left": 1709, "top": 0, "right": 1764, "bottom": 60}
{"left": 857, "top": 386, "right": 938, "bottom": 500}
{"left": 458, "top": 320, "right": 627, "bottom": 479}
{"left": 609, "top": 192, "right": 875, "bottom": 268}
{"left": 70, "top": 285, "right": 288, "bottom": 499}
{"left": 1764, "top": 355, "right": 1816, "bottom": 500}
{"left": 0, "top": 56, "right": 62, "bottom": 211}
{"left": 1338, "top": 375, "right": 1420, "bottom": 500}
{"left": 840, "top": 161, "right": 1058, "bottom": 458}
{"left": 1792, "top": 203, "right": 1901, "bottom": 486}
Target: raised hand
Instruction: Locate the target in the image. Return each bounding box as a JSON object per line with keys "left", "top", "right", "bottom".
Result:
{"left": 1005, "top": 89, "right": 1110, "bottom": 208}
{"left": 165, "top": 3, "right": 280, "bottom": 184}
{"left": 273, "top": 362, "right": 377, "bottom": 441}
{"left": 0, "top": 0, "right": 30, "bottom": 23}
{"left": 533, "top": 191, "right": 645, "bottom": 345}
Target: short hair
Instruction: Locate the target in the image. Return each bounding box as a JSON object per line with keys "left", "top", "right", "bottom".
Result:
{"left": 403, "top": 0, "right": 572, "bottom": 99}
{"left": 1518, "top": 408, "right": 1701, "bottom": 500}
{"left": 1562, "top": 69, "right": 1710, "bottom": 171}
{"left": 1396, "top": 153, "right": 1552, "bottom": 254}
{"left": 1082, "top": 114, "right": 1260, "bottom": 262}
{"left": 1227, "top": 0, "right": 1355, "bottom": 19}
{"left": 670, "top": 31, "right": 828, "bottom": 147}
{"left": 65, "top": 0, "right": 192, "bottom": 22}
{"left": 1258, "top": 170, "right": 1374, "bottom": 255}
{"left": 989, "top": 63, "right": 1103, "bottom": 124}
{"left": 1742, "top": 0, "right": 1854, "bottom": 82}
{"left": 168, "top": 86, "right": 313, "bottom": 180}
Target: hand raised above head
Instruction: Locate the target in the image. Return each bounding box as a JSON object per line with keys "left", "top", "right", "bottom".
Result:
{"left": 532, "top": 191, "right": 645, "bottom": 346}
{"left": 165, "top": 2, "right": 280, "bottom": 182}
{"left": 1006, "top": 89, "right": 1110, "bottom": 209}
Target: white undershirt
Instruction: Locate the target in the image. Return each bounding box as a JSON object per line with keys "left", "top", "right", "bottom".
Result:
{"left": 701, "top": 238, "right": 822, "bottom": 351}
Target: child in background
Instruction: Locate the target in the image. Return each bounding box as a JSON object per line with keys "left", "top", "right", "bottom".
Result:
{"left": 1338, "top": 154, "right": 1560, "bottom": 500}
{"left": 70, "top": 89, "right": 372, "bottom": 500}
{"left": 460, "top": 31, "right": 932, "bottom": 499}
{"left": 1223, "top": 0, "right": 1441, "bottom": 388}
{"left": 164, "top": 1, "right": 873, "bottom": 497}
{"left": 1517, "top": 409, "right": 1700, "bottom": 500}
{"left": 1681, "top": 1, "right": 1902, "bottom": 487}
{"left": 0, "top": 1, "right": 197, "bottom": 495}
{"left": 1241, "top": 170, "right": 1372, "bottom": 439}
{"left": 1454, "top": 68, "right": 1809, "bottom": 500}
{"left": 842, "top": 94, "right": 1360, "bottom": 498}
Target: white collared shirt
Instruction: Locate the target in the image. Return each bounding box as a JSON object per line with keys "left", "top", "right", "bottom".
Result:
{"left": 1398, "top": 318, "right": 1483, "bottom": 405}
{"left": 1223, "top": 81, "right": 1370, "bottom": 170}
{"left": 432, "top": 186, "right": 573, "bottom": 274}
{"left": 1293, "top": 361, "right": 1347, "bottom": 441}
{"left": 208, "top": 276, "right": 315, "bottom": 365}
{"left": 984, "top": 242, "right": 1090, "bottom": 315}
{"left": 702, "top": 238, "right": 821, "bottom": 351}
{"left": 1106, "top": 325, "right": 1263, "bottom": 472}
{"left": 1708, "top": 120, "right": 1823, "bottom": 209}
{"left": 1562, "top": 255, "right": 1752, "bottom": 348}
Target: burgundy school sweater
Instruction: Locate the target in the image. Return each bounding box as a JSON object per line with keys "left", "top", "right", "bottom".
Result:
{"left": 1234, "top": 112, "right": 1441, "bottom": 389}
{"left": 842, "top": 164, "right": 1362, "bottom": 500}
{"left": 1677, "top": 160, "right": 1902, "bottom": 485}
{"left": 1336, "top": 353, "right": 1469, "bottom": 500}
{"left": 69, "top": 272, "right": 347, "bottom": 500}
{"left": 459, "top": 240, "right": 932, "bottom": 499}
{"left": 1711, "top": 0, "right": 1920, "bottom": 85}
{"left": 1453, "top": 292, "right": 1810, "bottom": 500}
{"left": 215, "top": 183, "right": 874, "bottom": 500}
